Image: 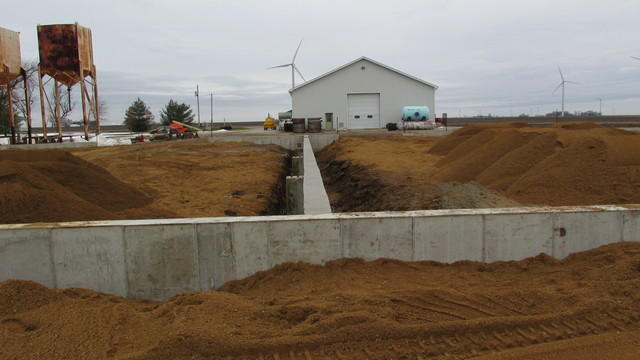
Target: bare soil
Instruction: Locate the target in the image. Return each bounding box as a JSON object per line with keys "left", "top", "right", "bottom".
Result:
{"left": 2, "top": 242, "right": 639, "bottom": 359}
{"left": 0, "top": 140, "right": 289, "bottom": 224}
{"left": 72, "top": 140, "right": 290, "bottom": 218}
{"left": 318, "top": 122, "right": 640, "bottom": 211}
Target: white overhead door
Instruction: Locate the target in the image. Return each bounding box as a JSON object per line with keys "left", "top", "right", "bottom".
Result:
{"left": 348, "top": 93, "right": 380, "bottom": 129}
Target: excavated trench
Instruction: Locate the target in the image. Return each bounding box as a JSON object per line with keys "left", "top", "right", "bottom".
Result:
{"left": 316, "top": 136, "right": 519, "bottom": 212}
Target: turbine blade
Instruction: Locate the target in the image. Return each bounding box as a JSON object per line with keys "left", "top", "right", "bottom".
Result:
{"left": 292, "top": 39, "right": 303, "bottom": 63}
{"left": 565, "top": 80, "right": 579, "bottom": 84}
{"left": 631, "top": 56, "right": 640, "bottom": 60}
{"left": 553, "top": 83, "right": 563, "bottom": 94}
{"left": 294, "top": 65, "right": 306, "bottom": 82}
{"left": 558, "top": 66, "right": 564, "bottom": 81}
{"left": 268, "top": 64, "right": 292, "bottom": 69}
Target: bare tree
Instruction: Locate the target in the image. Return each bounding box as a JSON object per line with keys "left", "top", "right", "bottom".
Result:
{"left": 45, "top": 83, "right": 75, "bottom": 128}
{"left": 0, "top": 61, "right": 37, "bottom": 136}
{"left": 11, "top": 62, "right": 37, "bottom": 124}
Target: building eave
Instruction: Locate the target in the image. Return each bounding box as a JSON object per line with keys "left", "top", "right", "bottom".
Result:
{"left": 289, "top": 56, "right": 439, "bottom": 93}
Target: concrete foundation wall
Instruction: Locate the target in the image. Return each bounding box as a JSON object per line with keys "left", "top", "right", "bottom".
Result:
{"left": 1, "top": 205, "right": 638, "bottom": 300}
{"left": 0, "top": 142, "right": 97, "bottom": 150}
{"left": 207, "top": 133, "right": 339, "bottom": 152}
{"left": 286, "top": 176, "right": 304, "bottom": 215}
{"left": 302, "top": 136, "right": 332, "bottom": 214}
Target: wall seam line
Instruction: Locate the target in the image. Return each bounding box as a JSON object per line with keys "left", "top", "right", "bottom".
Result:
{"left": 48, "top": 228, "right": 57, "bottom": 289}
{"left": 481, "top": 215, "right": 486, "bottom": 263}
{"left": 193, "top": 223, "right": 201, "bottom": 291}
{"left": 121, "top": 226, "right": 129, "bottom": 297}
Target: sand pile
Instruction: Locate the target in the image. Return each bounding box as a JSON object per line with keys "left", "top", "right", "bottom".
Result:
{"left": 430, "top": 122, "right": 640, "bottom": 206}
{"left": 2, "top": 242, "right": 640, "bottom": 359}
{"left": 0, "top": 150, "right": 153, "bottom": 224}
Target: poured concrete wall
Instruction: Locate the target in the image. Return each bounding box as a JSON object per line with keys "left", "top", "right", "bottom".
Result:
{"left": 207, "top": 133, "right": 339, "bottom": 152}
{"left": 0, "top": 141, "right": 97, "bottom": 150}
{"left": 1, "top": 205, "right": 638, "bottom": 300}
{"left": 302, "top": 136, "right": 332, "bottom": 214}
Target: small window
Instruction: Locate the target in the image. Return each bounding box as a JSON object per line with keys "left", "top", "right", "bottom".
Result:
{"left": 367, "top": 115, "right": 373, "bottom": 118}
{"left": 354, "top": 115, "right": 360, "bottom": 119}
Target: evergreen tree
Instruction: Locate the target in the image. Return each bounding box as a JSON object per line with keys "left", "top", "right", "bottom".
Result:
{"left": 123, "top": 98, "right": 154, "bottom": 132}
{"left": 160, "top": 99, "right": 194, "bottom": 125}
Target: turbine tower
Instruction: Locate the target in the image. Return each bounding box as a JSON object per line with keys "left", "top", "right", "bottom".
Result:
{"left": 268, "top": 39, "right": 306, "bottom": 89}
{"left": 553, "top": 67, "right": 577, "bottom": 117}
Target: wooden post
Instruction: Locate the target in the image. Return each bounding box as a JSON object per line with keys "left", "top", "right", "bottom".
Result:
{"left": 37, "top": 66, "right": 48, "bottom": 141}
{"left": 92, "top": 70, "right": 100, "bottom": 135}
{"left": 54, "top": 79, "right": 62, "bottom": 141}
{"left": 80, "top": 79, "right": 89, "bottom": 140}
{"left": 7, "top": 83, "right": 16, "bottom": 144}
{"left": 22, "top": 69, "right": 32, "bottom": 144}
{"left": 83, "top": 81, "right": 97, "bottom": 136}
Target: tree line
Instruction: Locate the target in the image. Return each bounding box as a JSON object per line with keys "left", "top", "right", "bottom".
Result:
{"left": 1, "top": 62, "right": 196, "bottom": 134}
{"left": 123, "top": 98, "right": 194, "bottom": 132}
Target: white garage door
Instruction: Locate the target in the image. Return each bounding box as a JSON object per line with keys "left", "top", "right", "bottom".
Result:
{"left": 348, "top": 93, "right": 380, "bottom": 129}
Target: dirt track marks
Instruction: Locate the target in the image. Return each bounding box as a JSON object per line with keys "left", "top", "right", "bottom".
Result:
{"left": 221, "top": 306, "right": 638, "bottom": 360}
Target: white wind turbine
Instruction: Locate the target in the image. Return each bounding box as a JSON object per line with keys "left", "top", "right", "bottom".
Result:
{"left": 268, "top": 39, "right": 306, "bottom": 89}
{"left": 553, "top": 67, "right": 578, "bottom": 116}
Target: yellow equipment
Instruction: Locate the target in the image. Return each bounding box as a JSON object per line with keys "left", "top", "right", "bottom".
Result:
{"left": 263, "top": 114, "right": 276, "bottom": 130}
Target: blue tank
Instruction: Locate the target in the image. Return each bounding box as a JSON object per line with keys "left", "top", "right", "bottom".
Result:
{"left": 401, "top": 106, "right": 430, "bottom": 121}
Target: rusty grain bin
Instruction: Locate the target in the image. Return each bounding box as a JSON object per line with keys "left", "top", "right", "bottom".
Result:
{"left": 37, "top": 23, "right": 94, "bottom": 86}
{"left": 0, "top": 27, "right": 22, "bottom": 85}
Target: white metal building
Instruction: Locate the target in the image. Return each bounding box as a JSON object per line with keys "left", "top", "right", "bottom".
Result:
{"left": 290, "top": 56, "right": 438, "bottom": 129}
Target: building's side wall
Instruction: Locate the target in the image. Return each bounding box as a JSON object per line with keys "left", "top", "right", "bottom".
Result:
{"left": 292, "top": 59, "right": 436, "bottom": 128}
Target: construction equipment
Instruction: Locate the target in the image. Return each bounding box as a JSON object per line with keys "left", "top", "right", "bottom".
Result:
{"left": 263, "top": 113, "right": 277, "bottom": 130}
{"left": 148, "top": 121, "right": 201, "bottom": 141}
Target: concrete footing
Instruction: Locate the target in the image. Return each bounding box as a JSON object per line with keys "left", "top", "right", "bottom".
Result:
{"left": 0, "top": 205, "right": 638, "bottom": 300}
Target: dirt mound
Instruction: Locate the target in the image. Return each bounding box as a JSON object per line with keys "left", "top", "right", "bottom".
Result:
{"left": 317, "top": 136, "right": 521, "bottom": 212}
{"left": 2, "top": 242, "right": 640, "bottom": 359}
{"left": 430, "top": 123, "right": 640, "bottom": 205}
{"left": 0, "top": 149, "right": 153, "bottom": 224}
{"left": 0, "top": 280, "right": 64, "bottom": 317}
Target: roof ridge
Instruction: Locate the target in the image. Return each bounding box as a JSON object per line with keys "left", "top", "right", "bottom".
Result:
{"left": 289, "top": 56, "right": 438, "bottom": 92}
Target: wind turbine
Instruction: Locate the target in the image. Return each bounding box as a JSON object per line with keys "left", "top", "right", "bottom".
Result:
{"left": 553, "top": 67, "right": 577, "bottom": 116}
{"left": 632, "top": 56, "right": 640, "bottom": 60}
{"left": 268, "top": 39, "right": 306, "bottom": 89}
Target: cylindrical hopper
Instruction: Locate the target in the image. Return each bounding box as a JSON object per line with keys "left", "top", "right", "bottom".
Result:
{"left": 37, "top": 23, "right": 95, "bottom": 87}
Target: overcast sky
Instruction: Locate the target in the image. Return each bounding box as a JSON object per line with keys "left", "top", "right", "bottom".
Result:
{"left": 5, "top": 0, "right": 640, "bottom": 124}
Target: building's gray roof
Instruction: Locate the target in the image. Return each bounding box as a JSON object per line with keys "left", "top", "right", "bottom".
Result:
{"left": 289, "top": 56, "right": 439, "bottom": 92}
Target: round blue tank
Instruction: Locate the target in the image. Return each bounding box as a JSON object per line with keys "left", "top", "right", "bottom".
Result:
{"left": 401, "top": 106, "right": 430, "bottom": 121}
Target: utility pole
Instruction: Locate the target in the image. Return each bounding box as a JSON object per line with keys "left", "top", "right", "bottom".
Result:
{"left": 598, "top": 98, "right": 602, "bottom": 115}
{"left": 195, "top": 84, "right": 201, "bottom": 128}
{"left": 210, "top": 92, "right": 213, "bottom": 136}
